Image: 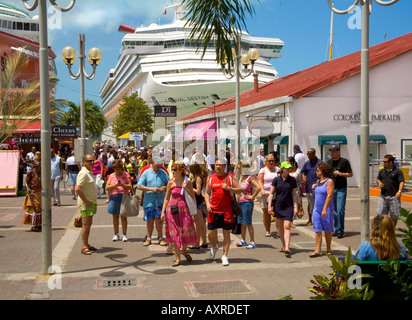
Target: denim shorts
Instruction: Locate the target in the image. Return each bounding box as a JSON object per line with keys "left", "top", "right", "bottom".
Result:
{"left": 69, "top": 173, "right": 78, "bottom": 186}
{"left": 237, "top": 202, "right": 254, "bottom": 225}
{"left": 107, "top": 193, "right": 123, "bottom": 215}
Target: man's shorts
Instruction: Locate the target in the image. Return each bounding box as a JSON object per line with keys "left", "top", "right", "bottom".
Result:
{"left": 143, "top": 206, "right": 162, "bottom": 221}
{"left": 377, "top": 194, "right": 401, "bottom": 219}
{"left": 81, "top": 202, "right": 97, "bottom": 218}
{"left": 69, "top": 173, "right": 78, "bottom": 186}
{"left": 207, "top": 212, "right": 236, "bottom": 231}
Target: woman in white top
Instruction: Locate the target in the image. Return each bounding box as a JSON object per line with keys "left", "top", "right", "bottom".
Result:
{"left": 257, "top": 154, "right": 279, "bottom": 236}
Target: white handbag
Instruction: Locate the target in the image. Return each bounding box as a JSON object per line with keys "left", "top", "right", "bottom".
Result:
{"left": 183, "top": 177, "right": 197, "bottom": 216}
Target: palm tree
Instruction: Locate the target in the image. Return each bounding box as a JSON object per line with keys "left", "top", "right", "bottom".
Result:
{"left": 58, "top": 99, "right": 107, "bottom": 138}
{"left": 182, "top": 0, "right": 257, "bottom": 70}
{"left": 0, "top": 48, "right": 69, "bottom": 146}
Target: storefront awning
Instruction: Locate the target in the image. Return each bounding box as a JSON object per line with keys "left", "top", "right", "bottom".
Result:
{"left": 273, "top": 135, "right": 289, "bottom": 145}
{"left": 357, "top": 134, "right": 387, "bottom": 144}
{"left": 177, "top": 120, "right": 216, "bottom": 141}
{"left": 118, "top": 132, "right": 129, "bottom": 139}
{"left": 318, "top": 135, "right": 347, "bottom": 145}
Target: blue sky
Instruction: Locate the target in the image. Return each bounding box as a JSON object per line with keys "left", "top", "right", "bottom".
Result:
{"left": 5, "top": 0, "right": 412, "bottom": 106}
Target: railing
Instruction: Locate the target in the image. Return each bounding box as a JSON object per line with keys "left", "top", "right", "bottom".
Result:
{"left": 370, "top": 159, "right": 412, "bottom": 191}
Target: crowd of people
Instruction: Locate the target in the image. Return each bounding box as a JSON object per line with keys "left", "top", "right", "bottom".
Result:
{"left": 20, "top": 142, "right": 409, "bottom": 266}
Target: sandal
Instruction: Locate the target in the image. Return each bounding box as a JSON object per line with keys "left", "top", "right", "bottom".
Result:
{"left": 183, "top": 253, "right": 192, "bottom": 262}
{"left": 309, "top": 252, "right": 323, "bottom": 258}
{"left": 265, "top": 231, "right": 271, "bottom": 237}
{"left": 172, "top": 261, "right": 181, "bottom": 267}
{"left": 81, "top": 247, "right": 92, "bottom": 255}
{"left": 88, "top": 246, "right": 97, "bottom": 251}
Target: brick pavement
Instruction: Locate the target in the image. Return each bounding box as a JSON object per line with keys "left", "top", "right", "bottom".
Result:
{"left": 0, "top": 187, "right": 410, "bottom": 301}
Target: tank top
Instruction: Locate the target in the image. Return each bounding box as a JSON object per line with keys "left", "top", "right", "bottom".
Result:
{"left": 51, "top": 156, "right": 61, "bottom": 179}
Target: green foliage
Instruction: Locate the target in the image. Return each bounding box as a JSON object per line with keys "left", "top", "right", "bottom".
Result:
{"left": 112, "top": 93, "right": 154, "bottom": 137}
{"left": 0, "top": 47, "right": 69, "bottom": 144}
{"left": 381, "top": 208, "right": 412, "bottom": 300}
{"left": 182, "top": 0, "right": 257, "bottom": 71}
{"left": 308, "top": 247, "right": 374, "bottom": 300}
{"left": 58, "top": 100, "right": 107, "bottom": 138}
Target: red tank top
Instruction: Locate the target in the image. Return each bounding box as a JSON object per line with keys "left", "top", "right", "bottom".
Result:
{"left": 208, "top": 173, "right": 234, "bottom": 223}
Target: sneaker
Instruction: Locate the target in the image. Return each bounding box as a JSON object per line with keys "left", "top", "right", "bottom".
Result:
{"left": 246, "top": 242, "right": 256, "bottom": 249}
{"left": 337, "top": 232, "right": 345, "bottom": 239}
{"left": 209, "top": 246, "right": 218, "bottom": 260}
{"left": 236, "top": 239, "right": 247, "bottom": 247}
{"left": 112, "top": 234, "right": 119, "bottom": 242}
{"left": 143, "top": 238, "right": 152, "bottom": 246}
{"left": 159, "top": 238, "right": 167, "bottom": 246}
{"left": 122, "top": 234, "right": 128, "bottom": 242}
{"left": 221, "top": 255, "right": 229, "bottom": 266}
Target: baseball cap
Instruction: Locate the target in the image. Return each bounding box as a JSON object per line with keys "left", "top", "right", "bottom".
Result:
{"left": 329, "top": 145, "right": 340, "bottom": 151}
{"left": 280, "top": 161, "right": 293, "bottom": 169}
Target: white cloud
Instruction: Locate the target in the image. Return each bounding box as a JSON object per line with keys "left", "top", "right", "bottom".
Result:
{"left": 62, "top": 0, "right": 172, "bottom": 31}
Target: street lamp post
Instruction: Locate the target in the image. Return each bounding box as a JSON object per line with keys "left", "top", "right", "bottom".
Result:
{"left": 221, "top": 34, "right": 259, "bottom": 180}
{"left": 62, "top": 34, "right": 101, "bottom": 160}
{"left": 22, "top": 0, "right": 75, "bottom": 275}
{"left": 326, "top": 0, "right": 399, "bottom": 242}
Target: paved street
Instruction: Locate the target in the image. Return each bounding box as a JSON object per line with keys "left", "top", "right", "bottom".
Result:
{"left": 0, "top": 187, "right": 410, "bottom": 301}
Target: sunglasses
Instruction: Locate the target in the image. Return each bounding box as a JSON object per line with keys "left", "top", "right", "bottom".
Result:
{"left": 85, "top": 160, "right": 94, "bottom": 163}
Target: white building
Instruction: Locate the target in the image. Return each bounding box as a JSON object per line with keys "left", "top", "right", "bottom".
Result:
{"left": 173, "top": 33, "right": 412, "bottom": 187}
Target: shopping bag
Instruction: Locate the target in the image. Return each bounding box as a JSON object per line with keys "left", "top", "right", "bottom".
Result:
{"left": 120, "top": 193, "right": 140, "bottom": 217}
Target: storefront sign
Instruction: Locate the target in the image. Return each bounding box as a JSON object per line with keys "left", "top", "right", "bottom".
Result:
{"left": 248, "top": 119, "right": 274, "bottom": 138}
{"left": 16, "top": 137, "right": 41, "bottom": 144}
{"left": 129, "top": 132, "right": 143, "bottom": 141}
{"left": 52, "top": 126, "right": 77, "bottom": 138}
{"left": 333, "top": 111, "right": 401, "bottom": 124}
{"left": 154, "top": 105, "right": 176, "bottom": 117}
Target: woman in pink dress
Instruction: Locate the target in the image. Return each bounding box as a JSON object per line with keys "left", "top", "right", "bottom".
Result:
{"left": 161, "top": 162, "right": 198, "bottom": 267}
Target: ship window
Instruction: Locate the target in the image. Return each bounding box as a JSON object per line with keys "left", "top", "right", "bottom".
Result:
{"left": 30, "top": 23, "right": 38, "bottom": 31}
{"left": 24, "top": 23, "right": 30, "bottom": 31}
{"left": 17, "top": 22, "right": 23, "bottom": 30}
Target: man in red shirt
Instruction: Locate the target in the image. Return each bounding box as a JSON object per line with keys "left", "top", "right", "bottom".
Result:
{"left": 204, "top": 157, "right": 242, "bottom": 266}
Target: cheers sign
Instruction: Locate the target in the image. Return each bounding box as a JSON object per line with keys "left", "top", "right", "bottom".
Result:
{"left": 52, "top": 126, "right": 77, "bottom": 138}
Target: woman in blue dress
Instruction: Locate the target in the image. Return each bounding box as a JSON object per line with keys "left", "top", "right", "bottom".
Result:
{"left": 310, "top": 162, "right": 334, "bottom": 258}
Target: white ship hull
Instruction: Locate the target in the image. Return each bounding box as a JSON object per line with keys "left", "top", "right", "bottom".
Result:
{"left": 100, "top": 2, "right": 284, "bottom": 144}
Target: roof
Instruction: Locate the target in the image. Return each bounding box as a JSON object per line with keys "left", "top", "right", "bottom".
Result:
{"left": 0, "top": 30, "right": 56, "bottom": 59}
{"left": 0, "top": 119, "right": 41, "bottom": 134}
{"left": 175, "top": 32, "right": 412, "bottom": 123}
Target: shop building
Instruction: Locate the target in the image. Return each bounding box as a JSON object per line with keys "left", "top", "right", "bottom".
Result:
{"left": 172, "top": 33, "right": 412, "bottom": 187}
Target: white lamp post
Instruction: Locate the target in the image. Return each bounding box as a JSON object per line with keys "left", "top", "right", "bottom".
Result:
{"left": 21, "top": 0, "right": 76, "bottom": 275}
{"left": 220, "top": 34, "right": 259, "bottom": 179}
{"left": 62, "top": 34, "right": 101, "bottom": 160}
{"left": 326, "top": 0, "right": 399, "bottom": 242}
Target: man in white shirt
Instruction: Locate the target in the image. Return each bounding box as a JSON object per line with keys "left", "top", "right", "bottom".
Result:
{"left": 50, "top": 149, "right": 64, "bottom": 206}
{"left": 25, "top": 146, "right": 36, "bottom": 173}
{"left": 293, "top": 145, "right": 306, "bottom": 170}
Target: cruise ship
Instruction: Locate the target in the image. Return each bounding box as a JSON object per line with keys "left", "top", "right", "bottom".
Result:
{"left": 99, "top": 1, "right": 284, "bottom": 144}
{"left": 0, "top": 2, "right": 40, "bottom": 42}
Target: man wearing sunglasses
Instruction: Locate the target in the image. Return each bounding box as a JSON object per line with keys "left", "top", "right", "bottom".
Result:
{"left": 76, "top": 154, "right": 98, "bottom": 255}
{"left": 376, "top": 154, "right": 404, "bottom": 227}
